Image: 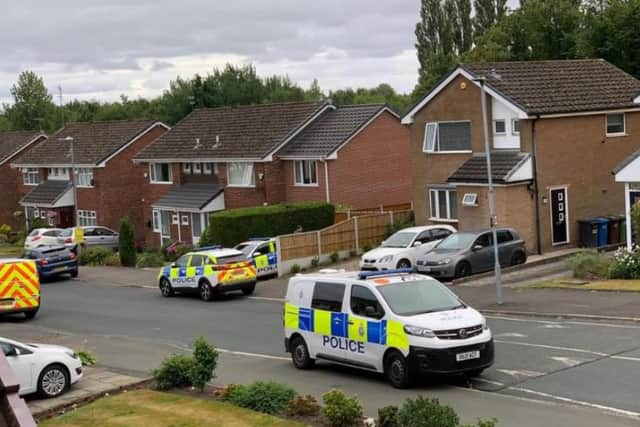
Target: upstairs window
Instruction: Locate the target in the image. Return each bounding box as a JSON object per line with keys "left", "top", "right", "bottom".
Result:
{"left": 227, "top": 162, "right": 255, "bottom": 187}
{"left": 423, "top": 122, "right": 471, "bottom": 153}
{"left": 48, "top": 167, "right": 70, "bottom": 180}
{"left": 512, "top": 119, "right": 520, "bottom": 135}
{"left": 76, "top": 168, "right": 94, "bottom": 187}
{"left": 22, "top": 168, "right": 39, "bottom": 185}
{"left": 294, "top": 160, "right": 318, "bottom": 185}
{"left": 150, "top": 163, "right": 172, "bottom": 183}
{"left": 493, "top": 119, "right": 506, "bottom": 135}
{"left": 606, "top": 113, "right": 625, "bottom": 136}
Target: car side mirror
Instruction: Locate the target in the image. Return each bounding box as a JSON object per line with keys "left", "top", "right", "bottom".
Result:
{"left": 473, "top": 244, "right": 483, "bottom": 251}
{"left": 253, "top": 252, "right": 262, "bottom": 257}
{"left": 413, "top": 241, "right": 423, "bottom": 247}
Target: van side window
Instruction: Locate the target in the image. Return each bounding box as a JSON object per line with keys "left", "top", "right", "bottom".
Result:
{"left": 350, "top": 285, "right": 384, "bottom": 319}
{"left": 311, "top": 282, "right": 345, "bottom": 312}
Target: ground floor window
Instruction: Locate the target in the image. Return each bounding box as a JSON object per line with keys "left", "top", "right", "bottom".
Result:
{"left": 192, "top": 213, "right": 203, "bottom": 239}
{"left": 152, "top": 210, "right": 161, "bottom": 232}
{"left": 429, "top": 188, "right": 457, "bottom": 220}
{"left": 78, "top": 210, "right": 97, "bottom": 226}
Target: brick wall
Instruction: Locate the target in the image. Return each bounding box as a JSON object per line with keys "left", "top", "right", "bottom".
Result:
{"left": 0, "top": 164, "right": 22, "bottom": 229}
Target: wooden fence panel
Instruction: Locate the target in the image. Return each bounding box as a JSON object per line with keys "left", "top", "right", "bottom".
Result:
{"left": 280, "top": 232, "right": 318, "bottom": 261}
{"left": 320, "top": 219, "right": 356, "bottom": 254}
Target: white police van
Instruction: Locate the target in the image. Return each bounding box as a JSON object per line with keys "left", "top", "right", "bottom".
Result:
{"left": 283, "top": 269, "right": 494, "bottom": 388}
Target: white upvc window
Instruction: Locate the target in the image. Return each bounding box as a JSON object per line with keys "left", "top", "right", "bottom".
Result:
{"left": 192, "top": 213, "right": 203, "bottom": 239}
{"left": 150, "top": 163, "right": 172, "bottom": 183}
{"left": 181, "top": 214, "right": 189, "bottom": 225}
{"left": 22, "top": 168, "right": 39, "bottom": 185}
{"left": 78, "top": 210, "right": 97, "bottom": 227}
{"left": 606, "top": 113, "right": 625, "bottom": 136}
{"left": 227, "top": 162, "right": 255, "bottom": 187}
{"left": 171, "top": 214, "right": 179, "bottom": 225}
{"left": 429, "top": 188, "right": 458, "bottom": 221}
{"left": 203, "top": 163, "right": 213, "bottom": 175}
{"left": 48, "top": 167, "right": 70, "bottom": 180}
{"left": 423, "top": 121, "right": 471, "bottom": 153}
{"left": 182, "top": 163, "right": 191, "bottom": 174}
{"left": 493, "top": 119, "right": 506, "bottom": 135}
{"left": 76, "top": 168, "right": 94, "bottom": 187}
{"left": 511, "top": 119, "right": 520, "bottom": 135}
{"left": 152, "top": 209, "right": 161, "bottom": 232}
{"left": 193, "top": 163, "right": 202, "bottom": 175}
{"left": 294, "top": 160, "right": 318, "bottom": 186}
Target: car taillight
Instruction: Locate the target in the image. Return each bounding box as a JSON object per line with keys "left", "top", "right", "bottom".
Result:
{"left": 69, "top": 252, "right": 76, "bottom": 260}
{"left": 65, "top": 238, "right": 72, "bottom": 244}
{"left": 32, "top": 236, "right": 41, "bottom": 241}
{"left": 37, "top": 259, "right": 48, "bottom": 266}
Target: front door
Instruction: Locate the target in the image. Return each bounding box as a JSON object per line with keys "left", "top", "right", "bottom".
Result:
{"left": 468, "top": 233, "right": 494, "bottom": 272}
{"left": 347, "top": 285, "right": 386, "bottom": 370}
{"left": 550, "top": 187, "right": 569, "bottom": 245}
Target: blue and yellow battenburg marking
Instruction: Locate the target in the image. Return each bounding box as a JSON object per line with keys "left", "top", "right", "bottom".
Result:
{"left": 284, "top": 303, "right": 409, "bottom": 351}
{"left": 253, "top": 241, "right": 278, "bottom": 272}
{"left": 159, "top": 255, "right": 256, "bottom": 284}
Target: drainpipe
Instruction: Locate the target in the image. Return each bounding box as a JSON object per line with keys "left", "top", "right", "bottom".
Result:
{"left": 531, "top": 116, "right": 543, "bottom": 255}
{"left": 323, "top": 160, "right": 331, "bottom": 203}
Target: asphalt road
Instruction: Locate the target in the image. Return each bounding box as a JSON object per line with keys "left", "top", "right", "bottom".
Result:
{"left": 3, "top": 274, "right": 640, "bottom": 426}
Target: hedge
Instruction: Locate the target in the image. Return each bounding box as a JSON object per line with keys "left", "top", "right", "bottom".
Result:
{"left": 199, "top": 202, "right": 335, "bottom": 247}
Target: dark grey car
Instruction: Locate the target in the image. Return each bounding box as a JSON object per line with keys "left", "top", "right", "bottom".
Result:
{"left": 415, "top": 228, "right": 527, "bottom": 279}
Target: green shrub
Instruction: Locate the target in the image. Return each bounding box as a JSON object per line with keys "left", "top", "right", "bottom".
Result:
{"left": 78, "top": 247, "right": 114, "bottom": 266}
{"left": 75, "top": 350, "right": 97, "bottom": 367}
{"left": 190, "top": 336, "right": 219, "bottom": 392}
{"left": 104, "top": 253, "right": 121, "bottom": 266}
{"left": 311, "top": 257, "right": 320, "bottom": 268}
{"left": 28, "top": 218, "right": 49, "bottom": 232}
{"left": 290, "top": 264, "right": 301, "bottom": 274}
{"left": 607, "top": 248, "right": 640, "bottom": 279}
{"left": 460, "top": 419, "right": 498, "bottom": 427}
{"left": 136, "top": 251, "right": 166, "bottom": 268}
{"left": 222, "top": 381, "right": 297, "bottom": 415}
{"left": 362, "top": 243, "right": 373, "bottom": 253}
{"left": 286, "top": 395, "right": 321, "bottom": 417}
{"left": 632, "top": 203, "right": 640, "bottom": 245}
{"left": 152, "top": 354, "right": 195, "bottom": 390}
{"left": 0, "top": 224, "right": 11, "bottom": 243}
{"left": 162, "top": 241, "right": 193, "bottom": 262}
{"left": 200, "top": 202, "right": 335, "bottom": 247}
{"left": 397, "top": 397, "right": 458, "bottom": 427}
{"left": 330, "top": 252, "right": 339, "bottom": 263}
{"left": 322, "top": 389, "right": 363, "bottom": 427}
{"left": 118, "top": 218, "right": 137, "bottom": 267}
{"left": 566, "top": 250, "right": 611, "bottom": 280}
{"left": 377, "top": 405, "right": 399, "bottom": 427}
{"left": 385, "top": 212, "right": 415, "bottom": 238}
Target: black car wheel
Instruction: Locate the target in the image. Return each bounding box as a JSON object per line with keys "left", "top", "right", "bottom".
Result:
{"left": 510, "top": 251, "right": 527, "bottom": 266}
{"left": 290, "top": 336, "right": 315, "bottom": 369}
{"left": 455, "top": 261, "right": 471, "bottom": 278}
{"left": 396, "top": 259, "right": 411, "bottom": 269}
{"left": 242, "top": 282, "right": 256, "bottom": 296}
{"left": 385, "top": 351, "right": 413, "bottom": 389}
{"left": 24, "top": 309, "right": 38, "bottom": 320}
{"left": 70, "top": 270, "right": 78, "bottom": 278}
{"left": 199, "top": 279, "right": 214, "bottom": 302}
{"left": 159, "top": 277, "right": 174, "bottom": 297}
{"left": 38, "top": 364, "right": 69, "bottom": 398}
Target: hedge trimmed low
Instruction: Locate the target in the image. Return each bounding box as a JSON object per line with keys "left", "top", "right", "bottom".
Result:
{"left": 200, "top": 202, "right": 335, "bottom": 247}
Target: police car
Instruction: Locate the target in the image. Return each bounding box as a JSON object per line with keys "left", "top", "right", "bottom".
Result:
{"left": 234, "top": 238, "right": 278, "bottom": 278}
{"left": 284, "top": 269, "right": 494, "bottom": 388}
{"left": 157, "top": 247, "right": 257, "bottom": 301}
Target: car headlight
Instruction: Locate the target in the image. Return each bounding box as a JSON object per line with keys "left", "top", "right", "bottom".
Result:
{"left": 437, "top": 258, "right": 452, "bottom": 265}
{"left": 403, "top": 325, "right": 435, "bottom": 338}
{"left": 66, "top": 351, "right": 79, "bottom": 360}
{"left": 481, "top": 316, "right": 489, "bottom": 331}
{"left": 379, "top": 255, "right": 394, "bottom": 263}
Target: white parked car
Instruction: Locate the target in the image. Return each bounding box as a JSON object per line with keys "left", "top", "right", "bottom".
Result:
{"left": 24, "top": 228, "right": 63, "bottom": 249}
{"left": 0, "top": 337, "right": 83, "bottom": 398}
{"left": 360, "top": 225, "right": 457, "bottom": 271}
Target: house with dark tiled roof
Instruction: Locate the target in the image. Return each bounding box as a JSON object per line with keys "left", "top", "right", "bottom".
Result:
{"left": 0, "top": 131, "right": 47, "bottom": 229}
{"left": 133, "top": 101, "right": 411, "bottom": 247}
{"left": 403, "top": 58, "right": 640, "bottom": 255}
{"left": 12, "top": 120, "right": 168, "bottom": 240}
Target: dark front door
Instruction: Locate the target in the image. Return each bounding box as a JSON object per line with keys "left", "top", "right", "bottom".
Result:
{"left": 550, "top": 187, "right": 569, "bottom": 245}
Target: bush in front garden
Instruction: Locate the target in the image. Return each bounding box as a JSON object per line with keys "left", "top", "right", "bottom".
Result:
{"left": 118, "top": 218, "right": 137, "bottom": 267}
{"left": 199, "top": 202, "right": 335, "bottom": 247}
{"left": 286, "top": 394, "right": 321, "bottom": 417}
{"left": 566, "top": 250, "right": 611, "bottom": 280}
{"left": 152, "top": 354, "right": 195, "bottom": 390}
{"left": 78, "top": 247, "right": 114, "bottom": 266}
{"left": 396, "top": 396, "right": 458, "bottom": 427}
{"left": 322, "top": 389, "right": 363, "bottom": 427}
{"left": 190, "top": 336, "right": 219, "bottom": 392}
{"left": 221, "top": 381, "right": 297, "bottom": 415}
{"left": 162, "top": 241, "right": 193, "bottom": 262}
{"left": 607, "top": 247, "right": 640, "bottom": 279}
{"left": 104, "top": 253, "right": 121, "bottom": 266}
{"left": 377, "top": 405, "right": 399, "bottom": 427}
{"left": 136, "top": 251, "right": 166, "bottom": 268}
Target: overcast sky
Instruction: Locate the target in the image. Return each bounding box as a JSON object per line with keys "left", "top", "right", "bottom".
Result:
{"left": 0, "top": 1, "right": 422, "bottom": 104}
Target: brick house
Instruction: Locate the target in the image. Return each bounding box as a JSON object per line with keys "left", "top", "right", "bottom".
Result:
{"left": 12, "top": 120, "right": 169, "bottom": 241}
{"left": 402, "top": 59, "right": 640, "bottom": 253}
{"left": 0, "top": 131, "right": 47, "bottom": 229}
{"left": 133, "top": 101, "right": 411, "bottom": 247}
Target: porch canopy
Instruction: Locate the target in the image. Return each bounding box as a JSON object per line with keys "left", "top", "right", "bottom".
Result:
{"left": 613, "top": 150, "right": 640, "bottom": 250}
{"left": 152, "top": 183, "right": 224, "bottom": 213}
{"left": 20, "top": 180, "right": 73, "bottom": 208}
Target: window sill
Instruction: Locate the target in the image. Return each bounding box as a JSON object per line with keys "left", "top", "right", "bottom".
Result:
{"left": 606, "top": 133, "right": 628, "bottom": 138}
{"left": 294, "top": 183, "right": 319, "bottom": 187}
{"left": 150, "top": 181, "right": 174, "bottom": 185}
{"left": 423, "top": 150, "right": 472, "bottom": 155}
{"left": 77, "top": 186, "right": 95, "bottom": 189}
{"left": 23, "top": 183, "right": 39, "bottom": 186}
{"left": 428, "top": 217, "right": 459, "bottom": 223}
{"left": 227, "top": 184, "right": 256, "bottom": 188}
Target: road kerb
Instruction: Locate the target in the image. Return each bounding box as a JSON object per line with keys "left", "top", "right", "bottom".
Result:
{"left": 482, "top": 309, "right": 640, "bottom": 324}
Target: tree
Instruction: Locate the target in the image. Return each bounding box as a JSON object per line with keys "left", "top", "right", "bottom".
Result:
{"left": 305, "top": 79, "right": 324, "bottom": 101}
{"left": 473, "top": 0, "right": 508, "bottom": 40}
{"left": 4, "top": 71, "right": 56, "bottom": 131}
{"left": 118, "top": 218, "right": 136, "bottom": 267}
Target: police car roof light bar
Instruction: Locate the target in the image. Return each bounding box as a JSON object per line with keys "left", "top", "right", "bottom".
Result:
{"left": 357, "top": 268, "right": 414, "bottom": 280}
{"left": 247, "top": 237, "right": 271, "bottom": 241}
{"left": 199, "top": 245, "right": 223, "bottom": 251}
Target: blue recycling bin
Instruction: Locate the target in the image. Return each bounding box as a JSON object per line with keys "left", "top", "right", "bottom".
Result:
{"left": 595, "top": 217, "right": 610, "bottom": 247}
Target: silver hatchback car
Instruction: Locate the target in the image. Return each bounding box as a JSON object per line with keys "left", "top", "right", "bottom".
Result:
{"left": 416, "top": 228, "right": 527, "bottom": 280}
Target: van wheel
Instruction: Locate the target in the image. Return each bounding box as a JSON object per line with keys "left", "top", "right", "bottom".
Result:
{"left": 24, "top": 309, "right": 38, "bottom": 320}
{"left": 396, "top": 259, "right": 411, "bottom": 269}
{"left": 510, "top": 251, "right": 527, "bottom": 266}
{"left": 199, "top": 279, "right": 214, "bottom": 302}
{"left": 455, "top": 261, "right": 471, "bottom": 279}
{"left": 159, "top": 278, "right": 174, "bottom": 297}
{"left": 290, "top": 336, "right": 315, "bottom": 369}
{"left": 385, "top": 351, "right": 413, "bottom": 389}
{"left": 242, "top": 282, "right": 256, "bottom": 296}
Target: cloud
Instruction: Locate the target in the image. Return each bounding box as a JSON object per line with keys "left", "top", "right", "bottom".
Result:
{"left": 0, "top": 0, "right": 420, "bottom": 102}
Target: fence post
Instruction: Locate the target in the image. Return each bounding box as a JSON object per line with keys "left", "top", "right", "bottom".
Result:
{"left": 275, "top": 236, "right": 283, "bottom": 277}
{"left": 347, "top": 210, "right": 351, "bottom": 220}
{"left": 390, "top": 211, "right": 395, "bottom": 226}
{"left": 380, "top": 205, "right": 384, "bottom": 213}
{"left": 354, "top": 216, "right": 360, "bottom": 254}
{"left": 316, "top": 231, "right": 322, "bottom": 258}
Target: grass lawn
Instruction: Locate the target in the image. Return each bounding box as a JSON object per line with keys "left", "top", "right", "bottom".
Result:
{"left": 0, "top": 244, "right": 23, "bottom": 257}
{"left": 528, "top": 278, "right": 640, "bottom": 292}
{"left": 40, "top": 389, "right": 303, "bottom": 427}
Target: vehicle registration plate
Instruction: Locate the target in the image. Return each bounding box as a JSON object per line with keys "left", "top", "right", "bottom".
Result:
{"left": 0, "top": 300, "right": 13, "bottom": 307}
{"left": 55, "top": 266, "right": 68, "bottom": 272}
{"left": 421, "top": 267, "right": 431, "bottom": 272}
{"left": 456, "top": 350, "right": 480, "bottom": 362}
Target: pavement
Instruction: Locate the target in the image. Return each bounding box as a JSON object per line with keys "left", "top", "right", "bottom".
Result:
{"left": 1, "top": 266, "right": 639, "bottom": 426}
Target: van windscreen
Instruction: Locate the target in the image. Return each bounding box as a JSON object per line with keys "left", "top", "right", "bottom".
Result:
{"left": 376, "top": 280, "right": 463, "bottom": 316}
